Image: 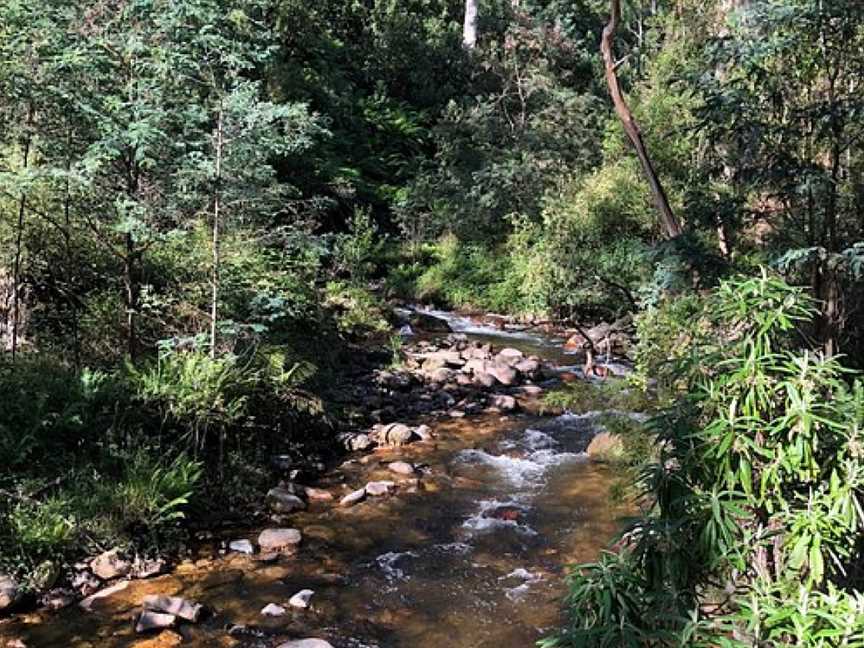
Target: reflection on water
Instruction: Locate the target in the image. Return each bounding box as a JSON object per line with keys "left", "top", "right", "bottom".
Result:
{"left": 1, "top": 319, "right": 632, "bottom": 648}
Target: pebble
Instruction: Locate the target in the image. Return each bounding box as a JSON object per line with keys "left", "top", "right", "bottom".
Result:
{"left": 388, "top": 461, "right": 415, "bottom": 475}
{"left": 229, "top": 539, "right": 255, "bottom": 554}
{"left": 340, "top": 488, "right": 366, "bottom": 507}
{"left": 261, "top": 603, "right": 287, "bottom": 616}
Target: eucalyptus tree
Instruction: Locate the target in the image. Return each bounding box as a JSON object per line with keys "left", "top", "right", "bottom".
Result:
{"left": 700, "top": 0, "right": 864, "bottom": 355}
{"left": 155, "top": 0, "right": 324, "bottom": 356}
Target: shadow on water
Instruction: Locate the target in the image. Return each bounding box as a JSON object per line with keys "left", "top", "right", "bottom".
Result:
{"left": 0, "top": 317, "right": 634, "bottom": 648}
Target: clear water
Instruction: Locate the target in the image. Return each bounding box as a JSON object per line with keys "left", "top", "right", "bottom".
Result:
{"left": 0, "top": 319, "right": 631, "bottom": 648}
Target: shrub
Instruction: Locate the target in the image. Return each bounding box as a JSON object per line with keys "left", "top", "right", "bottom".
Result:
{"left": 546, "top": 271, "right": 864, "bottom": 647}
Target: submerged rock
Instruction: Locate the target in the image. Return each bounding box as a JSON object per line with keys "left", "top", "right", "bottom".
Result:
{"left": 135, "top": 610, "right": 176, "bottom": 633}
{"left": 258, "top": 528, "right": 302, "bottom": 552}
{"left": 143, "top": 594, "right": 203, "bottom": 622}
{"left": 79, "top": 580, "right": 129, "bottom": 612}
{"left": 410, "top": 311, "right": 452, "bottom": 333}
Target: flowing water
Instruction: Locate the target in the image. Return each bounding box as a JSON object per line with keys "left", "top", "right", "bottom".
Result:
{"left": 1, "top": 315, "right": 632, "bottom": 648}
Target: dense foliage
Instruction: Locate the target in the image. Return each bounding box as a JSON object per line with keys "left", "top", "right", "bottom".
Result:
{"left": 3, "top": 0, "right": 864, "bottom": 643}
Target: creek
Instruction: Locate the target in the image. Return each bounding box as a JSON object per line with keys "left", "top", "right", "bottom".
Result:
{"left": 1, "top": 313, "right": 633, "bottom": 648}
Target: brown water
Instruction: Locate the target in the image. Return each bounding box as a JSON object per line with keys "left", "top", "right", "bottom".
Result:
{"left": 0, "top": 319, "right": 630, "bottom": 648}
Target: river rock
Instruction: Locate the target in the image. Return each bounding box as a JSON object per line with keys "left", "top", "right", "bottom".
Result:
{"left": 375, "top": 423, "right": 414, "bottom": 447}
{"left": 258, "top": 528, "right": 302, "bottom": 552}
{"left": 462, "top": 346, "right": 490, "bottom": 360}
{"left": 288, "top": 589, "right": 315, "bottom": 609}
{"left": 410, "top": 311, "right": 452, "bottom": 333}
{"left": 229, "top": 539, "right": 255, "bottom": 555}
{"left": 514, "top": 358, "right": 541, "bottom": 377}
{"left": 131, "top": 557, "right": 167, "bottom": 579}
{"left": 261, "top": 603, "right": 287, "bottom": 616}
{"left": 365, "top": 481, "right": 395, "bottom": 496}
{"left": 79, "top": 580, "right": 129, "bottom": 612}
{"left": 0, "top": 574, "right": 19, "bottom": 612}
{"left": 136, "top": 610, "right": 176, "bottom": 633}
{"left": 487, "top": 363, "right": 517, "bottom": 386}
{"left": 519, "top": 385, "right": 543, "bottom": 396}
{"left": 586, "top": 432, "right": 625, "bottom": 463}
{"left": 304, "top": 487, "right": 334, "bottom": 501}
{"left": 340, "top": 488, "right": 366, "bottom": 507}
{"left": 143, "top": 594, "right": 203, "bottom": 622}
{"left": 463, "top": 358, "right": 487, "bottom": 375}
{"left": 349, "top": 433, "right": 374, "bottom": 451}
{"left": 489, "top": 394, "right": 518, "bottom": 412}
{"left": 498, "top": 347, "right": 523, "bottom": 358}
{"left": 276, "top": 640, "right": 335, "bottom": 648}
{"left": 415, "top": 424, "right": 433, "bottom": 441}
{"left": 267, "top": 487, "right": 307, "bottom": 514}
{"left": 473, "top": 371, "right": 496, "bottom": 388}
{"left": 388, "top": 461, "right": 415, "bottom": 475}
{"left": 427, "top": 367, "right": 453, "bottom": 383}
{"left": 91, "top": 548, "right": 131, "bottom": 581}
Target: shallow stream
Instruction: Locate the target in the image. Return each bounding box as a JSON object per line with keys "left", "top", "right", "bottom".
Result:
{"left": 1, "top": 314, "right": 631, "bottom": 648}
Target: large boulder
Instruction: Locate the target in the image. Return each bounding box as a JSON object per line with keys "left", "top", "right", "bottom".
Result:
{"left": 409, "top": 311, "right": 452, "bottom": 333}
{"left": 486, "top": 362, "right": 518, "bottom": 386}
{"left": 0, "top": 574, "right": 19, "bottom": 612}
{"left": 257, "top": 528, "right": 302, "bottom": 552}
{"left": 267, "top": 487, "right": 307, "bottom": 514}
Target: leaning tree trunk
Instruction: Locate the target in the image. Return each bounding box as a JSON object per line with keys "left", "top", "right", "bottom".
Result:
{"left": 463, "top": 0, "right": 478, "bottom": 49}
{"left": 601, "top": 0, "right": 683, "bottom": 239}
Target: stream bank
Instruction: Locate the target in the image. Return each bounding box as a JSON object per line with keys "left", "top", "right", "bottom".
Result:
{"left": 0, "top": 311, "right": 638, "bottom": 648}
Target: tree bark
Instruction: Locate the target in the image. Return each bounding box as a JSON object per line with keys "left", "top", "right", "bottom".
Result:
{"left": 11, "top": 115, "right": 33, "bottom": 361}
{"left": 210, "top": 105, "right": 224, "bottom": 358}
{"left": 601, "top": 0, "right": 683, "bottom": 239}
{"left": 463, "top": 0, "right": 478, "bottom": 49}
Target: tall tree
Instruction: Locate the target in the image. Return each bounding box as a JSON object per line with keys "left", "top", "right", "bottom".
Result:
{"left": 601, "top": 0, "right": 683, "bottom": 239}
{"left": 463, "top": 0, "right": 478, "bottom": 49}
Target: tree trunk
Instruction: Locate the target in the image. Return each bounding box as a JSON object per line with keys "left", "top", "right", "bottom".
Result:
{"left": 601, "top": 0, "right": 683, "bottom": 239}
{"left": 124, "top": 232, "right": 138, "bottom": 360}
{"left": 210, "top": 105, "right": 224, "bottom": 359}
{"left": 463, "top": 0, "right": 478, "bottom": 49}
{"left": 11, "top": 122, "right": 33, "bottom": 361}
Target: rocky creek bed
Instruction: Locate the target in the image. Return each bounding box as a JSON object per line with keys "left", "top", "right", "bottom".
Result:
{"left": 0, "top": 310, "right": 638, "bottom": 648}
